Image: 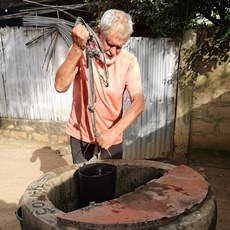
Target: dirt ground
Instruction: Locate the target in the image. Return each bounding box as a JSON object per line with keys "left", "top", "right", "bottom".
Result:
{"left": 0, "top": 137, "right": 229, "bottom": 230}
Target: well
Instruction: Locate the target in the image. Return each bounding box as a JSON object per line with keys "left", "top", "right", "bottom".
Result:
{"left": 18, "top": 160, "right": 217, "bottom": 229}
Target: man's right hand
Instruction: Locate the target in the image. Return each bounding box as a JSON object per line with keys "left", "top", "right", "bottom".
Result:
{"left": 71, "top": 24, "right": 90, "bottom": 50}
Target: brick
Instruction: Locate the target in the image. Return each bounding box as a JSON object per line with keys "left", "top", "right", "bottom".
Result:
{"left": 0, "top": 129, "right": 10, "bottom": 137}
{"left": 191, "top": 134, "right": 230, "bottom": 149}
{"left": 24, "top": 125, "right": 35, "bottom": 132}
{"left": 208, "top": 106, "right": 230, "bottom": 119}
{"left": 221, "top": 92, "right": 230, "bottom": 103}
{"left": 192, "top": 108, "right": 208, "bottom": 119}
{"left": 7, "top": 124, "right": 15, "bottom": 129}
{"left": 32, "top": 133, "right": 49, "bottom": 143}
{"left": 11, "top": 131, "right": 27, "bottom": 139}
{"left": 50, "top": 134, "right": 69, "bottom": 144}
{"left": 219, "top": 122, "right": 230, "bottom": 134}
{"left": 191, "top": 120, "right": 216, "bottom": 134}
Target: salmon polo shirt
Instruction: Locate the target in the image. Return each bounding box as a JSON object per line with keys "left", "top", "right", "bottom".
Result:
{"left": 66, "top": 47, "right": 143, "bottom": 144}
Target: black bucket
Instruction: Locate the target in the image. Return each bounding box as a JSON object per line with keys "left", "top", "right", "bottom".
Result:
{"left": 15, "top": 207, "right": 23, "bottom": 229}
{"left": 79, "top": 163, "right": 117, "bottom": 208}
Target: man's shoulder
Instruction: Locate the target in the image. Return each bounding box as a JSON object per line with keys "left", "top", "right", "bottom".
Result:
{"left": 120, "top": 49, "right": 137, "bottom": 63}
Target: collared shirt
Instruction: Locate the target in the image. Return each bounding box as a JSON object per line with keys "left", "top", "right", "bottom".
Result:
{"left": 66, "top": 47, "right": 143, "bottom": 144}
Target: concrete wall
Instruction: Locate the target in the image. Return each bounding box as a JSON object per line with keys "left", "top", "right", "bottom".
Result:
{"left": 174, "top": 29, "right": 230, "bottom": 167}
{"left": 0, "top": 118, "right": 68, "bottom": 144}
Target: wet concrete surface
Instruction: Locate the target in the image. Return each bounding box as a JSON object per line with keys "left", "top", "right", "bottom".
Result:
{"left": 59, "top": 165, "right": 209, "bottom": 228}
{"left": 0, "top": 137, "right": 229, "bottom": 230}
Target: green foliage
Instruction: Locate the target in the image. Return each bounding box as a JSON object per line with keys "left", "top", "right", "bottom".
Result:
{"left": 84, "top": 0, "right": 230, "bottom": 37}
{"left": 129, "top": 0, "right": 192, "bottom": 37}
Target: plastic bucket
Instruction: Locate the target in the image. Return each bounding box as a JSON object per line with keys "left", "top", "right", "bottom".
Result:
{"left": 15, "top": 207, "right": 23, "bottom": 229}
{"left": 79, "top": 163, "right": 117, "bottom": 208}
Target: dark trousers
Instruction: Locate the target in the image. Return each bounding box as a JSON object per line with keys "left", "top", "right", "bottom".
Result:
{"left": 70, "top": 136, "right": 123, "bottom": 163}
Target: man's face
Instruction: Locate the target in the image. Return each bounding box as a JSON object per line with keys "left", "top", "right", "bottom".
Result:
{"left": 98, "top": 27, "right": 128, "bottom": 58}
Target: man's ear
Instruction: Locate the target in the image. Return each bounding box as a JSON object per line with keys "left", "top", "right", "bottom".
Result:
{"left": 96, "top": 26, "right": 101, "bottom": 36}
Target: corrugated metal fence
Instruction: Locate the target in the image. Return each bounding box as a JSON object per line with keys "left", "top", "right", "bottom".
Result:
{"left": 0, "top": 27, "right": 179, "bottom": 159}
{"left": 124, "top": 38, "right": 179, "bottom": 159}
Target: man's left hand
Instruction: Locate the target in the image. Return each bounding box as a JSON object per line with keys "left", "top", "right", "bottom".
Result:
{"left": 96, "top": 129, "right": 119, "bottom": 150}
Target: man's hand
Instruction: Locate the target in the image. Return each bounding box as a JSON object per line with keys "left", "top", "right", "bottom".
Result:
{"left": 71, "top": 24, "right": 90, "bottom": 50}
{"left": 96, "top": 129, "right": 120, "bottom": 150}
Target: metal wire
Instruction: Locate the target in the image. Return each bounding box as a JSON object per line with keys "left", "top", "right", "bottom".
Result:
{"left": 23, "top": 16, "right": 74, "bottom": 47}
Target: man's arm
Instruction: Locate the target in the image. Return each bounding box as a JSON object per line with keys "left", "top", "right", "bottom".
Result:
{"left": 97, "top": 91, "right": 145, "bottom": 149}
{"left": 54, "top": 24, "right": 89, "bottom": 93}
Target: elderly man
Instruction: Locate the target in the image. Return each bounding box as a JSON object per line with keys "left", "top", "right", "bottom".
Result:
{"left": 55, "top": 9, "right": 144, "bottom": 163}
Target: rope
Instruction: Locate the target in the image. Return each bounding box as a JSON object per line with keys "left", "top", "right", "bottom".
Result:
{"left": 75, "top": 17, "right": 109, "bottom": 139}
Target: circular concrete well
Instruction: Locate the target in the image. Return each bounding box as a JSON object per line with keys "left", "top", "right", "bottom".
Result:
{"left": 18, "top": 160, "right": 217, "bottom": 229}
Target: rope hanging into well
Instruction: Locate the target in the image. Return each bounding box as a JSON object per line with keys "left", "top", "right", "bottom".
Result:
{"left": 75, "top": 17, "right": 109, "bottom": 139}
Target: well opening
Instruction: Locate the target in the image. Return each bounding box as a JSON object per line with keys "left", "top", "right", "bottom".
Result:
{"left": 19, "top": 160, "right": 217, "bottom": 230}
{"left": 47, "top": 163, "right": 165, "bottom": 213}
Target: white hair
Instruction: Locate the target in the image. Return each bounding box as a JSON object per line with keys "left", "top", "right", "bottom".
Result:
{"left": 99, "top": 9, "right": 134, "bottom": 40}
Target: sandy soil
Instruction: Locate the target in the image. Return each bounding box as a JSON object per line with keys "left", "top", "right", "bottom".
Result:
{"left": 0, "top": 138, "right": 229, "bottom": 230}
